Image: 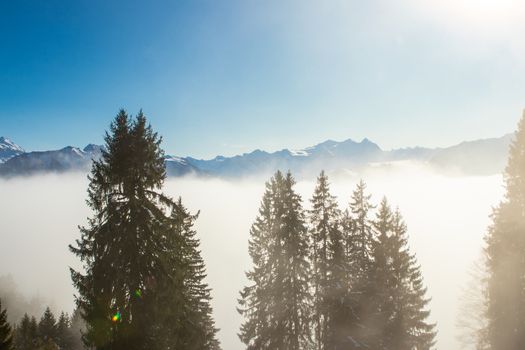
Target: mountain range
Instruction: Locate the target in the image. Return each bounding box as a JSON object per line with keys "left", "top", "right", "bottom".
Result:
{"left": 0, "top": 134, "right": 513, "bottom": 178}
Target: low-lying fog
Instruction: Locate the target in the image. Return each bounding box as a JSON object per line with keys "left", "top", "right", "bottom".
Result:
{"left": 0, "top": 162, "right": 504, "bottom": 349}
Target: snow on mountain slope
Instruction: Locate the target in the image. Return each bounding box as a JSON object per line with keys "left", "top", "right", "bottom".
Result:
{"left": 0, "top": 146, "right": 97, "bottom": 177}
{"left": 0, "top": 137, "right": 24, "bottom": 163}
{"left": 0, "top": 134, "right": 513, "bottom": 178}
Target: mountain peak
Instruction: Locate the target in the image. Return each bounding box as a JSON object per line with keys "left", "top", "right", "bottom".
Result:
{"left": 83, "top": 144, "right": 104, "bottom": 154}
{"left": 0, "top": 137, "right": 25, "bottom": 163}
{"left": 0, "top": 136, "right": 24, "bottom": 152}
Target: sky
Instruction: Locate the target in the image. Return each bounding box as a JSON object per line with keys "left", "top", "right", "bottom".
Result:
{"left": 1, "top": 0, "right": 525, "bottom": 158}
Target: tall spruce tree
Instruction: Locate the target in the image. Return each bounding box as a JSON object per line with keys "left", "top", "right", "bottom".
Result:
{"left": 0, "top": 299, "right": 13, "bottom": 350}
{"left": 56, "top": 312, "right": 75, "bottom": 350}
{"left": 155, "top": 198, "right": 220, "bottom": 349}
{"left": 340, "top": 180, "right": 375, "bottom": 347}
{"left": 70, "top": 110, "right": 219, "bottom": 350}
{"left": 14, "top": 314, "right": 34, "bottom": 350}
{"left": 308, "top": 171, "right": 347, "bottom": 349}
{"left": 485, "top": 112, "right": 525, "bottom": 349}
{"left": 371, "top": 199, "right": 436, "bottom": 350}
{"left": 238, "top": 171, "right": 311, "bottom": 350}
{"left": 369, "top": 198, "right": 395, "bottom": 349}
{"left": 38, "top": 307, "right": 58, "bottom": 346}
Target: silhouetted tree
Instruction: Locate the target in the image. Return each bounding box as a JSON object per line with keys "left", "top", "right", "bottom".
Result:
{"left": 14, "top": 314, "right": 32, "bottom": 350}
{"left": 155, "top": 198, "right": 220, "bottom": 349}
{"left": 38, "top": 307, "right": 57, "bottom": 345}
{"left": 70, "top": 110, "right": 170, "bottom": 349}
{"left": 485, "top": 112, "right": 525, "bottom": 349}
{"left": 56, "top": 312, "right": 76, "bottom": 349}
{"left": 70, "top": 110, "right": 219, "bottom": 350}
{"left": 239, "top": 171, "right": 311, "bottom": 349}
{"left": 370, "top": 199, "right": 436, "bottom": 349}
{"left": 0, "top": 299, "right": 13, "bottom": 350}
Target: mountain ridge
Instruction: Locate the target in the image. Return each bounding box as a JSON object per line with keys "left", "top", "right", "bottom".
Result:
{"left": 0, "top": 134, "right": 513, "bottom": 178}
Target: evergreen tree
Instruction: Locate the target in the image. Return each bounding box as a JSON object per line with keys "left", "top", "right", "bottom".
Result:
{"left": 38, "top": 307, "right": 57, "bottom": 344}
{"left": 70, "top": 110, "right": 171, "bottom": 349}
{"left": 14, "top": 314, "right": 31, "bottom": 350}
{"left": 340, "top": 180, "right": 375, "bottom": 347}
{"left": 0, "top": 299, "right": 13, "bottom": 350}
{"left": 369, "top": 198, "right": 395, "bottom": 348}
{"left": 485, "top": 112, "right": 525, "bottom": 349}
{"left": 238, "top": 171, "right": 311, "bottom": 349}
{"left": 308, "top": 171, "right": 347, "bottom": 349}
{"left": 56, "top": 312, "right": 75, "bottom": 350}
{"left": 70, "top": 110, "right": 219, "bottom": 350}
{"left": 155, "top": 198, "right": 220, "bottom": 349}
{"left": 370, "top": 199, "right": 436, "bottom": 349}
{"left": 321, "top": 210, "right": 349, "bottom": 349}
{"left": 30, "top": 316, "right": 38, "bottom": 346}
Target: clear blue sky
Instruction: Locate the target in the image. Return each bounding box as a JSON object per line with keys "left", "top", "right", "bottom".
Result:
{"left": 1, "top": 0, "right": 525, "bottom": 158}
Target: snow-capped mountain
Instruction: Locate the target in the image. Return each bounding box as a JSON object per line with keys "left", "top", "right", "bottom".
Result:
{"left": 0, "top": 137, "right": 24, "bottom": 163}
{"left": 165, "top": 156, "right": 203, "bottom": 177}
{"left": 183, "top": 138, "right": 384, "bottom": 177}
{"left": 0, "top": 134, "right": 513, "bottom": 178}
{"left": 0, "top": 144, "right": 102, "bottom": 177}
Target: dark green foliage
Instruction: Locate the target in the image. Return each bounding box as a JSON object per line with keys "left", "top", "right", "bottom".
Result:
{"left": 15, "top": 310, "right": 61, "bottom": 350}
{"left": 155, "top": 198, "right": 220, "bottom": 350}
{"left": 70, "top": 110, "right": 172, "bottom": 349}
{"left": 56, "top": 312, "right": 76, "bottom": 350}
{"left": 238, "top": 171, "right": 312, "bottom": 349}
{"left": 15, "top": 309, "right": 84, "bottom": 350}
{"left": 14, "top": 314, "right": 32, "bottom": 350}
{"left": 38, "top": 307, "right": 57, "bottom": 344}
{"left": 70, "top": 110, "right": 219, "bottom": 350}
{"left": 485, "top": 113, "right": 525, "bottom": 349}
{"left": 370, "top": 199, "right": 435, "bottom": 349}
{"left": 0, "top": 299, "right": 13, "bottom": 350}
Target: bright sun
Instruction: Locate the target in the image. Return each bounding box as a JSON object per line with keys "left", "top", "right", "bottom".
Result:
{"left": 407, "top": 0, "right": 522, "bottom": 32}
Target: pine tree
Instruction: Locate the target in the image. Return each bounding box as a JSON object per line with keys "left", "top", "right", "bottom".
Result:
{"left": 485, "top": 112, "right": 525, "bottom": 349}
{"left": 369, "top": 197, "right": 395, "bottom": 349}
{"left": 238, "top": 171, "right": 311, "bottom": 349}
{"left": 369, "top": 199, "right": 436, "bottom": 349}
{"left": 38, "top": 307, "right": 57, "bottom": 345}
{"left": 14, "top": 314, "right": 31, "bottom": 350}
{"left": 0, "top": 299, "right": 13, "bottom": 350}
{"left": 56, "top": 312, "right": 75, "bottom": 350}
{"left": 70, "top": 110, "right": 176, "bottom": 349}
{"left": 340, "top": 180, "right": 375, "bottom": 347}
{"left": 155, "top": 198, "right": 220, "bottom": 349}
{"left": 70, "top": 110, "right": 219, "bottom": 350}
{"left": 308, "top": 171, "right": 347, "bottom": 349}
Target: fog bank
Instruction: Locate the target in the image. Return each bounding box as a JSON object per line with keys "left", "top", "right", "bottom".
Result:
{"left": 0, "top": 166, "right": 503, "bottom": 349}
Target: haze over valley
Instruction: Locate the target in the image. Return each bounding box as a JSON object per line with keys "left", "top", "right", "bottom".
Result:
{"left": 0, "top": 163, "right": 504, "bottom": 349}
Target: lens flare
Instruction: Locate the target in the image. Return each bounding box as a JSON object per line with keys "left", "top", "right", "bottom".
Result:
{"left": 111, "top": 311, "right": 121, "bottom": 322}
